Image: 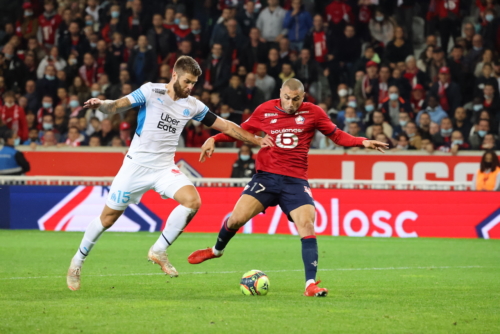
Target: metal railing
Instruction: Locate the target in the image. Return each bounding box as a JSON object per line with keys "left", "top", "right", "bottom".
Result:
{"left": 0, "top": 176, "right": 472, "bottom": 191}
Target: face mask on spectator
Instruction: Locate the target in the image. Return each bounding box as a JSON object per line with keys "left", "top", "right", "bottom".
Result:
{"left": 478, "top": 130, "right": 487, "bottom": 137}
{"left": 399, "top": 120, "right": 408, "bottom": 127}
{"left": 179, "top": 24, "right": 189, "bottom": 30}
{"left": 484, "top": 94, "right": 492, "bottom": 100}
{"left": 426, "top": 106, "right": 435, "bottom": 112}
{"left": 365, "top": 104, "right": 374, "bottom": 112}
{"left": 86, "top": 20, "right": 93, "bottom": 26}
{"left": 240, "top": 154, "right": 250, "bottom": 161}
{"left": 397, "top": 144, "right": 408, "bottom": 150}
{"left": 452, "top": 140, "right": 463, "bottom": 146}
{"left": 212, "top": 53, "right": 220, "bottom": 60}
{"left": 14, "top": 137, "right": 20, "bottom": 146}
{"left": 4, "top": 101, "right": 14, "bottom": 108}
{"left": 345, "top": 117, "right": 357, "bottom": 123}
{"left": 441, "top": 128, "right": 452, "bottom": 137}
{"left": 473, "top": 104, "right": 483, "bottom": 111}
{"left": 174, "top": 18, "right": 180, "bottom": 24}
{"left": 25, "top": 11, "right": 33, "bottom": 16}
{"left": 69, "top": 100, "right": 79, "bottom": 108}
{"left": 69, "top": 58, "right": 77, "bottom": 65}
{"left": 91, "top": 90, "right": 100, "bottom": 98}
{"left": 46, "top": 75, "right": 55, "bottom": 80}
{"left": 192, "top": 29, "right": 201, "bottom": 34}
{"left": 191, "top": 120, "right": 201, "bottom": 126}
{"left": 43, "top": 123, "right": 53, "bottom": 130}
{"left": 389, "top": 93, "right": 398, "bottom": 101}
{"left": 4, "top": 53, "right": 13, "bottom": 60}
{"left": 407, "top": 132, "right": 415, "bottom": 138}
{"left": 338, "top": 89, "right": 348, "bottom": 97}
{"left": 486, "top": 14, "right": 494, "bottom": 22}
{"left": 111, "top": 11, "right": 120, "bottom": 18}
{"left": 90, "top": 42, "right": 97, "bottom": 48}
{"left": 221, "top": 112, "right": 230, "bottom": 118}
{"left": 375, "top": 16, "right": 384, "bottom": 22}
{"left": 347, "top": 101, "right": 357, "bottom": 108}
{"left": 42, "top": 102, "right": 52, "bottom": 109}
{"left": 473, "top": 46, "right": 482, "bottom": 51}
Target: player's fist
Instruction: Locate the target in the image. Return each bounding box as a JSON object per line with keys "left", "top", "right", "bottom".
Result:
{"left": 83, "top": 98, "right": 102, "bottom": 109}
{"left": 362, "top": 140, "right": 389, "bottom": 153}
{"left": 257, "top": 135, "right": 274, "bottom": 148}
{"left": 199, "top": 137, "right": 215, "bottom": 162}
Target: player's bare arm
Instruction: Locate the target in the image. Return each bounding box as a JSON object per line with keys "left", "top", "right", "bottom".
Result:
{"left": 211, "top": 117, "right": 273, "bottom": 146}
{"left": 83, "top": 97, "right": 133, "bottom": 114}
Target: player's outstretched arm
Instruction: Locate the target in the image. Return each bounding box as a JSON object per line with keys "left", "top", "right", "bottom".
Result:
{"left": 83, "top": 97, "right": 133, "bottom": 114}
{"left": 210, "top": 117, "right": 273, "bottom": 147}
{"left": 328, "top": 128, "right": 388, "bottom": 153}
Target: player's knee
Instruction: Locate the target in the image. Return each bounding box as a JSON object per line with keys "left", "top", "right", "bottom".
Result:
{"left": 227, "top": 213, "right": 246, "bottom": 229}
{"left": 183, "top": 196, "right": 201, "bottom": 211}
{"left": 296, "top": 219, "right": 314, "bottom": 230}
{"left": 100, "top": 212, "right": 121, "bottom": 228}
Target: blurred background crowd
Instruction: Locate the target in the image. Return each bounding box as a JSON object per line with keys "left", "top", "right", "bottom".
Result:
{"left": 0, "top": 0, "right": 499, "bottom": 154}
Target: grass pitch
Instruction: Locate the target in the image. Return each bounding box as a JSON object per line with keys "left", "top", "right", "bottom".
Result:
{"left": 0, "top": 231, "right": 499, "bottom": 334}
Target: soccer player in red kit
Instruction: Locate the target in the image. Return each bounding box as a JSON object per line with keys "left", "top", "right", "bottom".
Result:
{"left": 188, "top": 79, "right": 388, "bottom": 296}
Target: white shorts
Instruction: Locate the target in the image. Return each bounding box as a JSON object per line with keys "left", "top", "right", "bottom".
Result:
{"left": 106, "top": 158, "right": 193, "bottom": 211}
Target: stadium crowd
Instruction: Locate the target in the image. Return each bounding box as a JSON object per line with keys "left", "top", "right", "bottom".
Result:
{"left": 0, "top": 0, "right": 499, "bottom": 153}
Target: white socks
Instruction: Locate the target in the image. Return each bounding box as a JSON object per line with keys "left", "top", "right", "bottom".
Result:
{"left": 152, "top": 205, "right": 197, "bottom": 252}
{"left": 73, "top": 217, "right": 107, "bottom": 266}
{"left": 306, "top": 279, "right": 316, "bottom": 289}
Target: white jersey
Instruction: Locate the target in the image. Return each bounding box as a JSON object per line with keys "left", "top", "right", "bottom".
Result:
{"left": 125, "top": 82, "right": 209, "bottom": 169}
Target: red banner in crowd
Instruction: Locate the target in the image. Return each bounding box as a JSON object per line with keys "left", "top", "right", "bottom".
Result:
{"left": 22, "top": 150, "right": 482, "bottom": 182}
{"left": 143, "top": 188, "right": 500, "bottom": 239}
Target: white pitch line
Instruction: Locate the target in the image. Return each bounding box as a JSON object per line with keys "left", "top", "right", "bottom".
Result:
{"left": 0, "top": 265, "right": 486, "bottom": 281}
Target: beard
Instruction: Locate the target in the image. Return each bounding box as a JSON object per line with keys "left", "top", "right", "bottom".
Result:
{"left": 173, "top": 80, "right": 190, "bottom": 99}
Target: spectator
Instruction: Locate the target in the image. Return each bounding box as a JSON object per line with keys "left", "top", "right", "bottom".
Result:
{"left": 392, "top": 111, "right": 410, "bottom": 139}
{"left": 336, "top": 24, "right": 362, "bottom": 83}
{"left": 62, "top": 126, "right": 84, "bottom": 147}
{"left": 0, "top": 91, "right": 28, "bottom": 141}
{"left": 69, "top": 76, "right": 90, "bottom": 106}
{"left": 432, "top": 117, "right": 453, "bottom": 149}
{"left": 304, "top": 14, "right": 334, "bottom": 67}
{"left": 23, "top": 128, "right": 41, "bottom": 145}
{"left": 243, "top": 73, "right": 265, "bottom": 112}
{"left": 369, "top": 8, "right": 396, "bottom": 49}
{"left": 447, "top": 130, "right": 471, "bottom": 154}
{"left": 410, "top": 84, "right": 426, "bottom": 112}
{"left": 293, "top": 48, "right": 319, "bottom": 93}
{"left": 26, "top": 38, "right": 46, "bottom": 63}
{"left": 429, "top": 66, "right": 460, "bottom": 115}
{"left": 380, "top": 85, "right": 412, "bottom": 126}
{"left": 393, "top": 133, "right": 416, "bottom": 150}
{"left": 481, "top": 133, "right": 499, "bottom": 150}
{"left": 128, "top": 35, "right": 157, "bottom": 86}
{"left": 266, "top": 48, "right": 282, "bottom": 81}
{"left": 283, "top": 0, "right": 312, "bottom": 51}
{"left": 53, "top": 105, "right": 68, "bottom": 135}
{"left": 187, "top": 18, "right": 207, "bottom": 59}
{"left": 239, "top": 27, "right": 269, "bottom": 74}
{"left": 203, "top": 43, "right": 231, "bottom": 92}
{"left": 416, "top": 94, "right": 448, "bottom": 125}
{"left": 417, "top": 45, "right": 434, "bottom": 74}
{"left": 37, "top": 47, "right": 67, "bottom": 80}
{"left": 278, "top": 37, "right": 292, "bottom": 63}
{"left": 256, "top": 0, "right": 287, "bottom": 43}
{"left": 470, "top": 118, "right": 491, "bottom": 150}
{"left": 403, "top": 56, "right": 429, "bottom": 89}
{"left": 38, "top": 0, "right": 62, "bottom": 49}
{"left": 471, "top": 150, "right": 500, "bottom": 191}
{"left": 453, "top": 107, "right": 472, "bottom": 142}
{"left": 0, "top": 129, "right": 30, "bottom": 175}
{"left": 339, "top": 106, "right": 362, "bottom": 132}
{"left": 482, "top": 83, "right": 500, "bottom": 115}
{"left": 325, "top": 0, "right": 355, "bottom": 38}
{"left": 125, "top": 0, "right": 148, "bottom": 40}
{"left": 36, "top": 95, "right": 54, "bottom": 125}
{"left": 119, "top": 122, "right": 132, "bottom": 146}
{"left": 16, "top": 2, "right": 39, "bottom": 42}
{"left": 147, "top": 13, "right": 177, "bottom": 64}
{"left": 36, "top": 64, "right": 61, "bottom": 106}
{"left": 222, "top": 75, "right": 246, "bottom": 123}
{"left": 231, "top": 144, "right": 256, "bottom": 178}
{"left": 24, "top": 80, "right": 38, "bottom": 113}
{"left": 186, "top": 121, "right": 211, "bottom": 147}
{"left": 23, "top": 53, "right": 37, "bottom": 82}
{"left": 2, "top": 43, "right": 27, "bottom": 91}
{"left": 426, "top": 0, "right": 461, "bottom": 54}
{"left": 68, "top": 95, "right": 83, "bottom": 118}
{"left": 464, "top": 34, "right": 484, "bottom": 74}
{"left": 255, "top": 63, "right": 276, "bottom": 100}
{"left": 474, "top": 49, "right": 494, "bottom": 78}
{"left": 109, "top": 70, "right": 132, "bottom": 100}
{"left": 385, "top": 26, "right": 413, "bottom": 67}
{"left": 88, "top": 134, "right": 101, "bottom": 147}
{"left": 95, "top": 118, "right": 117, "bottom": 146}
{"left": 404, "top": 120, "right": 422, "bottom": 149}
{"left": 475, "top": 63, "right": 498, "bottom": 98}
{"left": 59, "top": 21, "right": 91, "bottom": 64}
{"left": 366, "top": 110, "right": 393, "bottom": 139}
{"left": 41, "top": 129, "right": 57, "bottom": 147}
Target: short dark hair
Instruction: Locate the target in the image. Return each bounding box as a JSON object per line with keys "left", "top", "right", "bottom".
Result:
{"left": 398, "top": 133, "right": 409, "bottom": 141}
{"left": 173, "top": 56, "right": 202, "bottom": 77}
{"left": 480, "top": 149, "right": 499, "bottom": 172}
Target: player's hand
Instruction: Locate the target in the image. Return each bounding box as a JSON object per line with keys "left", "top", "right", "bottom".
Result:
{"left": 83, "top": 98, "right": 102, "bottom": 109}
{"left": 362, "top": 140, "right": 389, "bottom": 153}
{"left": 256, "top": 135, "right": 274, "bottom": 148}
{"left": 199, "top": 137, "right": 215, "bottom": 162}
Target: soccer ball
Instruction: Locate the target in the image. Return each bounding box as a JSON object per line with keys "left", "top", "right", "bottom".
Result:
{"left": 240, "top": 270, "right": 270, "bottom": 296}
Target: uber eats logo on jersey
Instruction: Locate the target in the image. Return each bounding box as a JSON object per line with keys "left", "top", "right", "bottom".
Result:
{"left": 158, "top": 113, "right": 180, "bottom": 133}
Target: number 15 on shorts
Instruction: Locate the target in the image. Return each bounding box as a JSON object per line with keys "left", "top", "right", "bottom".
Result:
{"left": 110, "top": 190, "right": 131, "bottom": 204}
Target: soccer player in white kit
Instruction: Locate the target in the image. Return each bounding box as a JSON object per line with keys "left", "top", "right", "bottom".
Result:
{"left": 67, "top": 56, "right": 273, "bottom": 290}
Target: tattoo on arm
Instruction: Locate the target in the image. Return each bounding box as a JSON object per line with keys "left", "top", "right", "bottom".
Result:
{"left": 230, "top": 127, "right": 253, "bottom": 144}
{"left": 98, "top": 97, "right": 132, "bottom": 114}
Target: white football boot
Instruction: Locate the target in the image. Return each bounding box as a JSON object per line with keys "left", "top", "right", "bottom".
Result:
{"left": 148, "top": 246, "right": 179, "bottom": 277}
{"left": 67, "top": 258, "right": 82, "bottom": 291}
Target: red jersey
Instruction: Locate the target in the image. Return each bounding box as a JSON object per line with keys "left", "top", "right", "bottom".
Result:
{"left": 38, "top": 14, "right": 62, "bottom": 46}
{"left": 213, "top": 100, "right": 366, "bottom": 180}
